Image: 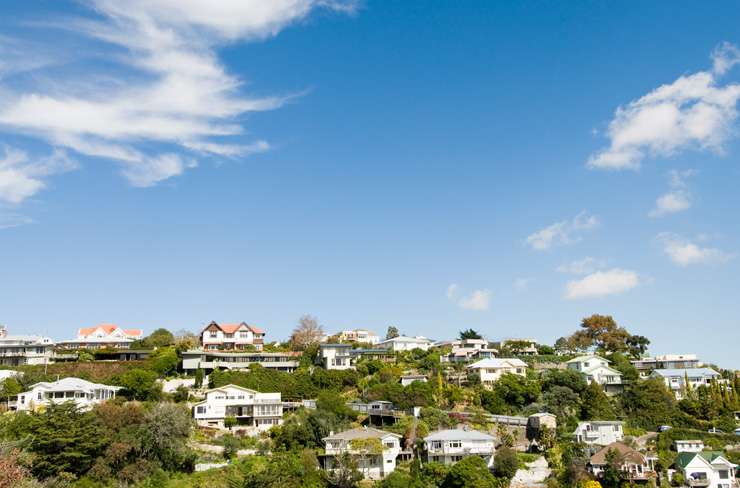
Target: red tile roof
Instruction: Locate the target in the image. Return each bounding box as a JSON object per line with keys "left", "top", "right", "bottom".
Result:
{"left": 78, "top": 324, "right": 143, "bottom": 338}
{"left": 203, "top": 321, "right": 264, "bottom": 335}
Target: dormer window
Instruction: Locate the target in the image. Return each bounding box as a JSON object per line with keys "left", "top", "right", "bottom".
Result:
{"left": 209, "top": 331, "right": 217, "bottom": 338}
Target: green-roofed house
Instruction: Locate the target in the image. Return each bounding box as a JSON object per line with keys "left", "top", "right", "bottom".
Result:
{"left": 672, "top": 450, "right": 737, "bottom": 488}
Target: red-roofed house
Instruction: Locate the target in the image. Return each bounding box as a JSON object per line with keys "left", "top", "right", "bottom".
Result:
{"left": 200, "top": 321, "right": 265, "bottom": 352}
{"left": 58, "top": 323, "right": 144, "bottom": 349}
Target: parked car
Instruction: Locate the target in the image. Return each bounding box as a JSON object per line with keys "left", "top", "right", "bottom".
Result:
{"left": 658, "top": 425, "right": 672, "bottom": 432}
{"left": 734, "top": 428, "right": 740, "bottom": 436}
{"left": 707, "top": 428, "right": 724, "bottom": 434}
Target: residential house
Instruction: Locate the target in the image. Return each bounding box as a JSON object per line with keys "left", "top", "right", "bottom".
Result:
{"left": 182, "top": 350, "right": 302, "bottom": 373}
{"left": 318, "top": 344, "right": 355, "bottom": 370}
{"left": 333, "top": 329, "right": 380, "bottom": 345}
{"left": 441, "top": 339, "right": 497, "bottom": 363}
{"left": 676, "top": 440, "right": 705, "bottom": 454}
{"left": 58, "top": 323, "right": 143, "bottom": 349}
{"left": 424, "top": 429, "right": 496, "bottom": 467}
{"left": 376, "top": 336, "right": 433, "bottom": 352}
{"left": 632, "top": 354, "right": 702, "bottom": 378}
{"left": 650, "top": 368, "right": 722, "bottom": 400}
{"left": 14, "top": 377, "right": 120, "bottom": 411}
{"left": 400, "top": 374, "right": 427, "bottom": 386}
{"left": 589, "top": 442, "right": 656, "bottom": 481}
{"left": 323, "top": 427, "right": 403, "bottom": 480}
{"left": 566, "top": 354, "right": 624, "bottom": 394}
{"left": 573, "top": 421, "right": 624, "bottom": 446}
{"left": 200, "top": 321, "right": 265, "bottom": 352}
{"left": 0, "top": 328, "right": 55, "bottom": 366}
{"left": 192, "top": 384, "right": 283, "bottom": 433}
{"left": 672, "top": 451, "right": 737, "bottom": 488}
{"left": 466, "top": 358, "right": 527, "bottom": 389}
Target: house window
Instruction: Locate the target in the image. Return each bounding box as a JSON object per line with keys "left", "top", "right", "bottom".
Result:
{"left": 209, "top": 331, "right": 217, "bottom": 338}
{"left": 240, "top": 331, "right": 248, "bottom": 338}
{"left": 719, "top": 470, "right": 729, "bottom": 479}
{"left": 196, "top": 406, "right": 206, "bottom": 414}
{"left": 384, "top": 442, "right": 395, "bottom": 449}
{"left": 613, "top": 426, "right": 619, "bottom": 432}
{"left": 449, "top": 441, "right": 462, "bottom": 448}
{"left": 224, "top": 333, "right": 234, "bottom": 339}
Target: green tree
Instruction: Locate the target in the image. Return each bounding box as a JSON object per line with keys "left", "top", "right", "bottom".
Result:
{"left": 385, "top": 326, "right": 400, "bottom": 340}
{"left": 580, "top": 381, "right": 615, "bottom": 420}
{"left": 443, "top": 455, "right": 497, "bottom": 488}
{"left": 224, "top": 416, "right": 237, "bottom": 431}
{"left": 543, "top": 385, "right": 582, "bottom": 423}
{"left": 493, "top": 446, "right": 519, "bottom": 479}
{"left": 118, "top": 368, "right": 160, "bottom": 401}
{"left": 381, "top": 471, "right": 413, "bottom": 488}
{"left": 602, "top": 448, "right": 623, "bottom": 488}
{"left": 194, "top": 368, "right": 204, "bottom": 388}
{"left": 620, "top": 378, "right": 676, "bottom": 430}
{"left": 222, "top": 433, "right": 240, "bottom": 460}
{"left": 25, "top": 403, "right": 106, "bottom": 478}
{"left": 458, "top": 329, "right": 482, "bottom": 340}
{"left": 136, "top": 403, "right": 195, "bottom": 472}
{"left": 569, "top": 314, "right": 630, "bottom": 353}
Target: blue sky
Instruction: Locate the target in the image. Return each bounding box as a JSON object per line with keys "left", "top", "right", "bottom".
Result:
{"left": 1, "top": 1, "right": 739, "bottom": 368}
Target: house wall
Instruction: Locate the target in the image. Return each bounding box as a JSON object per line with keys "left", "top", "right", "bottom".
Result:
{"left": 574, "top": 423, "right": 624, "bottom": 446}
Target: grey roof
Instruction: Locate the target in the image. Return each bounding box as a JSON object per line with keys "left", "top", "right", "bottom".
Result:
{"left": 651, "top": 368, "right": 720, "bottom": 378}
{"left": 29, "top": 377, "right": 120, "bottom": 393}
{"left": 424, "top": 429, "right": 495, "bottom": 442}
{"left": 467, "top": 358, "right": 527, "bottom": 369}
{"left": 323, "top": 427, "right": 401, "bottom": 441}
{"left": 577, "top": 420, "right": 624, "bottom": 426}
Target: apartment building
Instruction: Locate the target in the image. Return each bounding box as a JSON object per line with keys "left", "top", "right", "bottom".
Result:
{"left": 192, "top": 384, "right": 283, "bottom": 433}
{"left": 58, "top": 323, "right": 143, "bottom": 349}
{"left": 14, "top": 377, "right": 120, "bottom": 411}
{"left": 181, "top": 350, "right": 302, "bottom": 373}
{"left": 424, "top": 429, "right": 496, "bottom": 467}
{"left": 632, "top": 354, "right": 702, "bottom": 378}
{"left": 0, "top": 327, "right": 55, "bottom": 366}
{"left": 200, "top": 321, "right": 265, "bottom": 352}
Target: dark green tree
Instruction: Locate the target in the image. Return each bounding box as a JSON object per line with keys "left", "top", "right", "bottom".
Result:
{"left": 385, "top": 326, "right": 400, "bottom": 340}
{"left": 458, "top": 329, "right": 482, "bottom": 340}
{"left": 580, "top": 381, "right": 616, "bottom": 420}
{"left": 25, "top": 402, "right": 106, "bottom": 478}
{"left": 493, "top": 446, "right": 519, "bottom": 479}
{"left": 443, "top": 455, "right": 497, "bottom": 488}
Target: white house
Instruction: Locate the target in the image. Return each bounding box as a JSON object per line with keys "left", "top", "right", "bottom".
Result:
{"left": 424, "top": 429, "right": 496, "bottom": 467}
{"left": 650, "top": 368, "right": 722, "bottom": 399}
{"left": 566, "top": 354, "right": 623, "bottom": 394}
{"left": 466, "top": 358, "right": 527, "bottom": 389}
{"left": 200, "top": 321, "right": 265, "bottom": 352}
{"left": 58, "top": 323, "right": 143, "bottom": 349}
{"left": 673, "top": 451, "right": 737, "bottom": 488}
{"left": 332, "top": 329, "right": 380, "bottom": 345}
{"left": 573, "top": 421, "right": 624, "bottom": 446}
{"left": 192, "top": 384, "right": 283, "bottom": 433}
{"left": 0, "top": 330, "right": 55, "bottom": 367}
{"left": 323, "top": 427, "right": 403, "bottom": 480}
{"left": 14, "top": 377, "right": 120, "bottom": 411}
{"left": 400, "top": 374, "right": 427, "bottom": 386}
{"left": 441, "top": 339, "right": 497, "bottom": 363}
{"left": 377, "top": 336, "right": 432, "bottom": 352}
{"left": 675, "top": 440, "right": 705, "bottom": 453}
{"left": 318, "top": 344, "right": 355, "bottom": 370}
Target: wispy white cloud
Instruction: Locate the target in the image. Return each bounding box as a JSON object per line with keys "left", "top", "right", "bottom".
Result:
{"left": 649, "top": 169, "right": 695, "bottom": 217}
{"left": 0, "top": 146, "right": 77, "bottom": 204}
{"left": 556, "top": 256, "right": 607, "bottom": 275}
{"left": 513, "top": 278, "right": 532, "bottom": 291}
{"left": 657, "top": 233, "right": 734, "bottom": 266}
{"left": 446, "top": 284, "right": 491, "bottom": 311}
{"left": 588, "top": 42, "right": 740, "bottom": 170}
{"left": 0, "top": 1, "right": 353, "bottom": 191}
{"left": 525, "top": 211, "right": 600, "bottom": 251}
{"left": 565, "top": 268, "right": 640, "bottom": 300}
